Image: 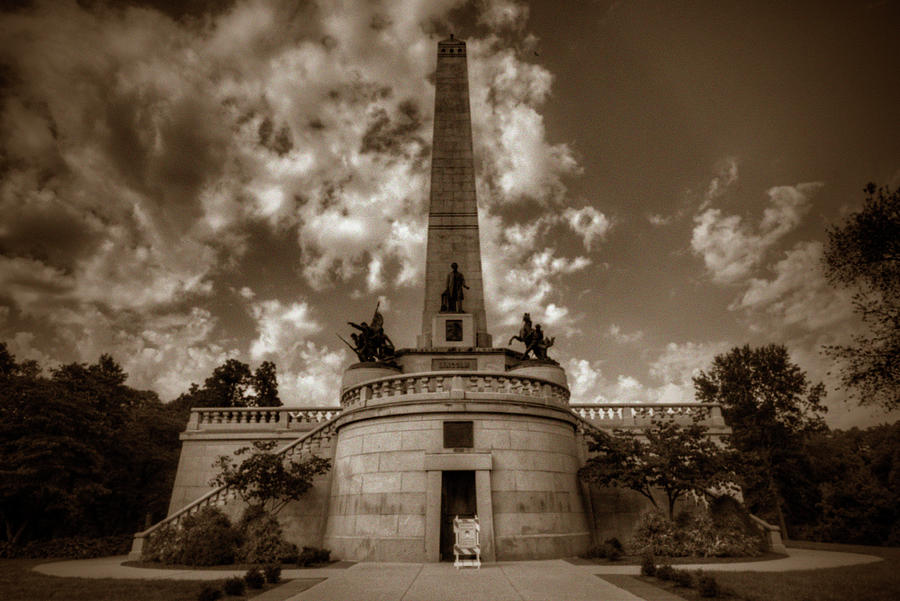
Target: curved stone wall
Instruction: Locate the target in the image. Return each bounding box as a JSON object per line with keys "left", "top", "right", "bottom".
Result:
{"left": 324, "top": 402, "right": 590, "bottom": 561}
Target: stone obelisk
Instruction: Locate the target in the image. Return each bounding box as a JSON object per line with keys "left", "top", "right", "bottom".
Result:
{"left": 419, "top": 35, "right": 492, "bottom": 348}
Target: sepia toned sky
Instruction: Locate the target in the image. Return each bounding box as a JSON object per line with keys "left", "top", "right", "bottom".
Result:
{"left": 1, "top": 0, "right": 898, "bottom": 428}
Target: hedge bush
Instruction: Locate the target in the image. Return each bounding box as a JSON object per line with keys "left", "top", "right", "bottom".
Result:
{"left": 244, "top": 566, "right": 265, "bottom": 589}
{"left": 581, "top": 541, "right": 622, "bottom": 561}
{"left": 297, "top": 546, "right": 331, "bottom": 566}
{"left": 236, "top": 506, "right": 298, "bottom": 564}
{"left": 142, "top": 507, "right": 241, "bottom": 566}
{"left": 223, "top": 577, "right": 245, "bottom": 596}
{"left": 672, "top": 568, "right": 694, "bottom": 587}
{"left": 640, "top": 552, "right": 657, "bottom": 576}
{"left": 196, "top": 585, "right": 222, "bottom": 601}
{"left": 631, "top": 510, "right": 763, "bottom": 557}
{"left": 177, "top": 508, "right": 241, "bottom": 566}
{"left": 0, "top": 535, "right": 132, "bottom": 559}
{"left": 655, "top": 564, "right": 676, "bottom": 581}
{"left": 264, "top": 564, "right": 282, "bottom": 583}
{"left": 697, "top": 572, "right": 721, "bottom": 598}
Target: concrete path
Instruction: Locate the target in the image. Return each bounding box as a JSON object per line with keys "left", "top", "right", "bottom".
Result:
{"left": 282, "top": 561, "right": 646, "bottom": 601}
{"left": 32, "top": 548, "right": 883, "bottom": 601}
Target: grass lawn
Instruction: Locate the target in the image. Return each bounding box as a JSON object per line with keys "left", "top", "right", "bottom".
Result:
{"left": 634, "top": 541, "right": 900, "bottom": 601}
{"left": 569, "top": 551, "right": 787, "bottom": 566}
{"left": 709, "top": 541, "right": 900, "bottom": 601}
{"left": 0, "top": 559, "right": 321, "bottom": 601}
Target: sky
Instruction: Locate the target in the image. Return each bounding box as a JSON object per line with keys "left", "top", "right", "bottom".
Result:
{"left": 1, "top": 0, "right": 898, "bottom": 429}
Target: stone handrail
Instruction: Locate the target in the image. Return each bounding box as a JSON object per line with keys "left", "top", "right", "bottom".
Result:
{"left": 340, "top": 371, "right": 570, "bottom": 409}
{"left": 569, "top": 402, "right": 725, "bottom": 428}
{"left": 129, "top": 415, "right": 338, "bottom": 560}
{"left": 186, "top": 406, "right": 342, "bottom": 431}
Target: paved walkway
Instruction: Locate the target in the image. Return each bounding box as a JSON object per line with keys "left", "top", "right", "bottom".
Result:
{"left": 33, "top": 548, "right": 883, "bottom": 601}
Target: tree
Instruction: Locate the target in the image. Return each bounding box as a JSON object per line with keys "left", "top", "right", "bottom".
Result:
{"left": 823, "top": 183, "right": 900, "bottom": 411}
{"left": 693, "top": 344, "right": 826, "bottom": 538}
{"left": 176, "top": 359, "right": 281, "bottom": 407}
{"left": 251, "top": 361, "right": 281, "bottom": 407}
{"left": 802, "top": 423, "right": 900, "bottom": 545}
{"left": 578, "top": 418, "right": 734, "bottom": 518}
{"left": 211, "top": 441, "right": 330, "bottom": 515}
{"left": 0, "top": 343, "right": 183, "bottom": 543}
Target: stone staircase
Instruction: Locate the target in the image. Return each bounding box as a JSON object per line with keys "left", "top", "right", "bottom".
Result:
{"left": 128, "top": 416, "right": 338, "bottom": 560}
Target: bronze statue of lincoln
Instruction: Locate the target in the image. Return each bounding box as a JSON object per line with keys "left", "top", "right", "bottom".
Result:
{"left": 441, "top": 262, "right": 469, "bottom": 313}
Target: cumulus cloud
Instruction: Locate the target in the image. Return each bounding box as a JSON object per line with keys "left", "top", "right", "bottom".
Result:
{"left": 277, "top": 341, "right": 346, "bottom": 406}
{"left": 0, "top": 0, "right": 595, "bottom": 405}
{"left": 563, "top": 206, "right": 611, "bottom": 251}
{"left": 249, "top": 299, "right": 322, "bottom": 360}
{"left": 649, "top": 341, "right": 732, "bottom": 389}
{"left": 606, "top": 324, "right": 644, "bottom": 344}
{"left": 565, "top": 357, "right": 607, "bottom": 402}
{"left": 482, "top": 211, "right": 590, "bottom": 331}
{"left": 469, "top": 37, "right": 580, "bottom": 207}
{"left": 691, "top": 182, "right": 822, "bottom": 284}
{"left": 731, "top": 241, "right": 855, "bottom": 333}
{"left": 477, "top": 0, "right": 529, "bottom": 30}
{"left": 701, "top": 156, "right": 739, "bottom": 210}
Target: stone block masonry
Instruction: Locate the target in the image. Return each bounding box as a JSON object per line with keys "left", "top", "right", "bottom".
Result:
{"left": 421, "top": 36, "right": 491, "bottom": 348}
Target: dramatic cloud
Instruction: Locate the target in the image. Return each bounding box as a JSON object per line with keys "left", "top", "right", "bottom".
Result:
{"left": 249, "top": 298, "right": 322, "bottom": 360}
{"left": 563, "top": 206, "right": 611, "bottom": 251}
{"left": 692, "top": 180, "right": 822, "bottom": 284}
{"left": 469, "top": 37, "right": 580, "bottom": 207}
{"left": 649, "top": 341, "right": 732, "bottom": 391}
{"left": 731, "top": 241, "right": 855, "bottom": 334}
{"left": 0, "top": 0, "right": 589, "bottom": 400}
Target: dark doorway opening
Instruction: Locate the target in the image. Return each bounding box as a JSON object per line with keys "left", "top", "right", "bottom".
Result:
{"left": 439, "top": 470, "right": 476, "bottom": 561}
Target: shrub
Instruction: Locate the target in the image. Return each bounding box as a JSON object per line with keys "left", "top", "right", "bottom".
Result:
{"left": 236, "top": 506, "right": 298, "bottom": 564}
{"left": 672, "top": 568, "right": 693, "bottom": 587}
{"left": 604, "top": 537, "right": 623, "bottom": 551}
{"left": 264, "top": 564, "right": 282, "bottom": 584}
{"left": 655, "top": 564, "right": 675, "bottom": 581}
{"left": 581, "top": 541, "right": 621, "bottom": 561}
{"left": 244, "top": 567, "right": 265, "bottom": 589}
{"left": 297, "top": 546, "right": 331, "bottom": 567}
{"left": 177, "top": 508, "right": 242, "bottom": 566}
{"left": 640, "top": 553, "right": 657, "bottom": 577}
{"left": 223, "top": 577, "right": 245, "bottom": 596}
{"left": 697, "top": 573, "right": 720, "bottom": 598}
{"left": 197, "top": 585, "right": 222, "bottom": 601}
{"left": 631, "top": 511, "right": 687, "bottom": 557}
{"left": 0, "top": 535, "right": 132, "bottom": 560}
{"left": 631, "top": 508, "right": 763, "bottom": 558}
{"left": 143, "top": 523, "right": 181, "bottom": 564}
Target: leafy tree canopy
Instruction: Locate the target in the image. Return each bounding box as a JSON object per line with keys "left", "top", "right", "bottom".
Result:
{"left": 693, "top": 344, "right": 826, "bottom": 537}
{"left": 210, "top": 441, "right": 330, "bottom": 515}
{"left": 0, "top": 343, "right": 183, "bottom": 544}
{"left": 578, "top": 418, "right": 734, "bottom": 518}
{"left": 824, "top": 183, "right": 900, "bottom": 411}
{"left": 176, "top": 359, "right": 282, "bottom": 407}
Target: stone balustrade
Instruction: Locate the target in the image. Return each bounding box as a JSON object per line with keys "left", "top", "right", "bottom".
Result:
{"left": 129, "top": 417, "right": 338, "bottom": 560}
{"left": 569, "top": 402, "right": 726, "bottom": 429}
{"left": 186, "top": 406, "right": 342, "bottom": 431}
{"left": 340, "top": 371, "right": 570, "bottom": 409}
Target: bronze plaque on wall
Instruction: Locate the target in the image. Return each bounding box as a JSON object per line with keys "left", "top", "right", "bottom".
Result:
{"left": 432, "top": 358, "right": 477, "bottom": 371}
{"left": 445, "top": 319, "right": 463, "bottom": 341}
{"left": 443, "top": 421, "right": 474, "bottom": 448}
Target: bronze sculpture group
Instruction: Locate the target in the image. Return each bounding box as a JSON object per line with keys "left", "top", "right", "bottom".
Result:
{"left": 341, "top": 264, "right": 555, "bottom": 363}
{"left": 508, "top": 312, "right": 555, "bottom": 361}
{"left": 340, "top": 303, "right": 395, "bottom": 363}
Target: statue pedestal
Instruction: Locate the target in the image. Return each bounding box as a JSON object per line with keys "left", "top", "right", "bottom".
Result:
{"left": 430, "top": 313, "right": 475, "bottom": 347}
